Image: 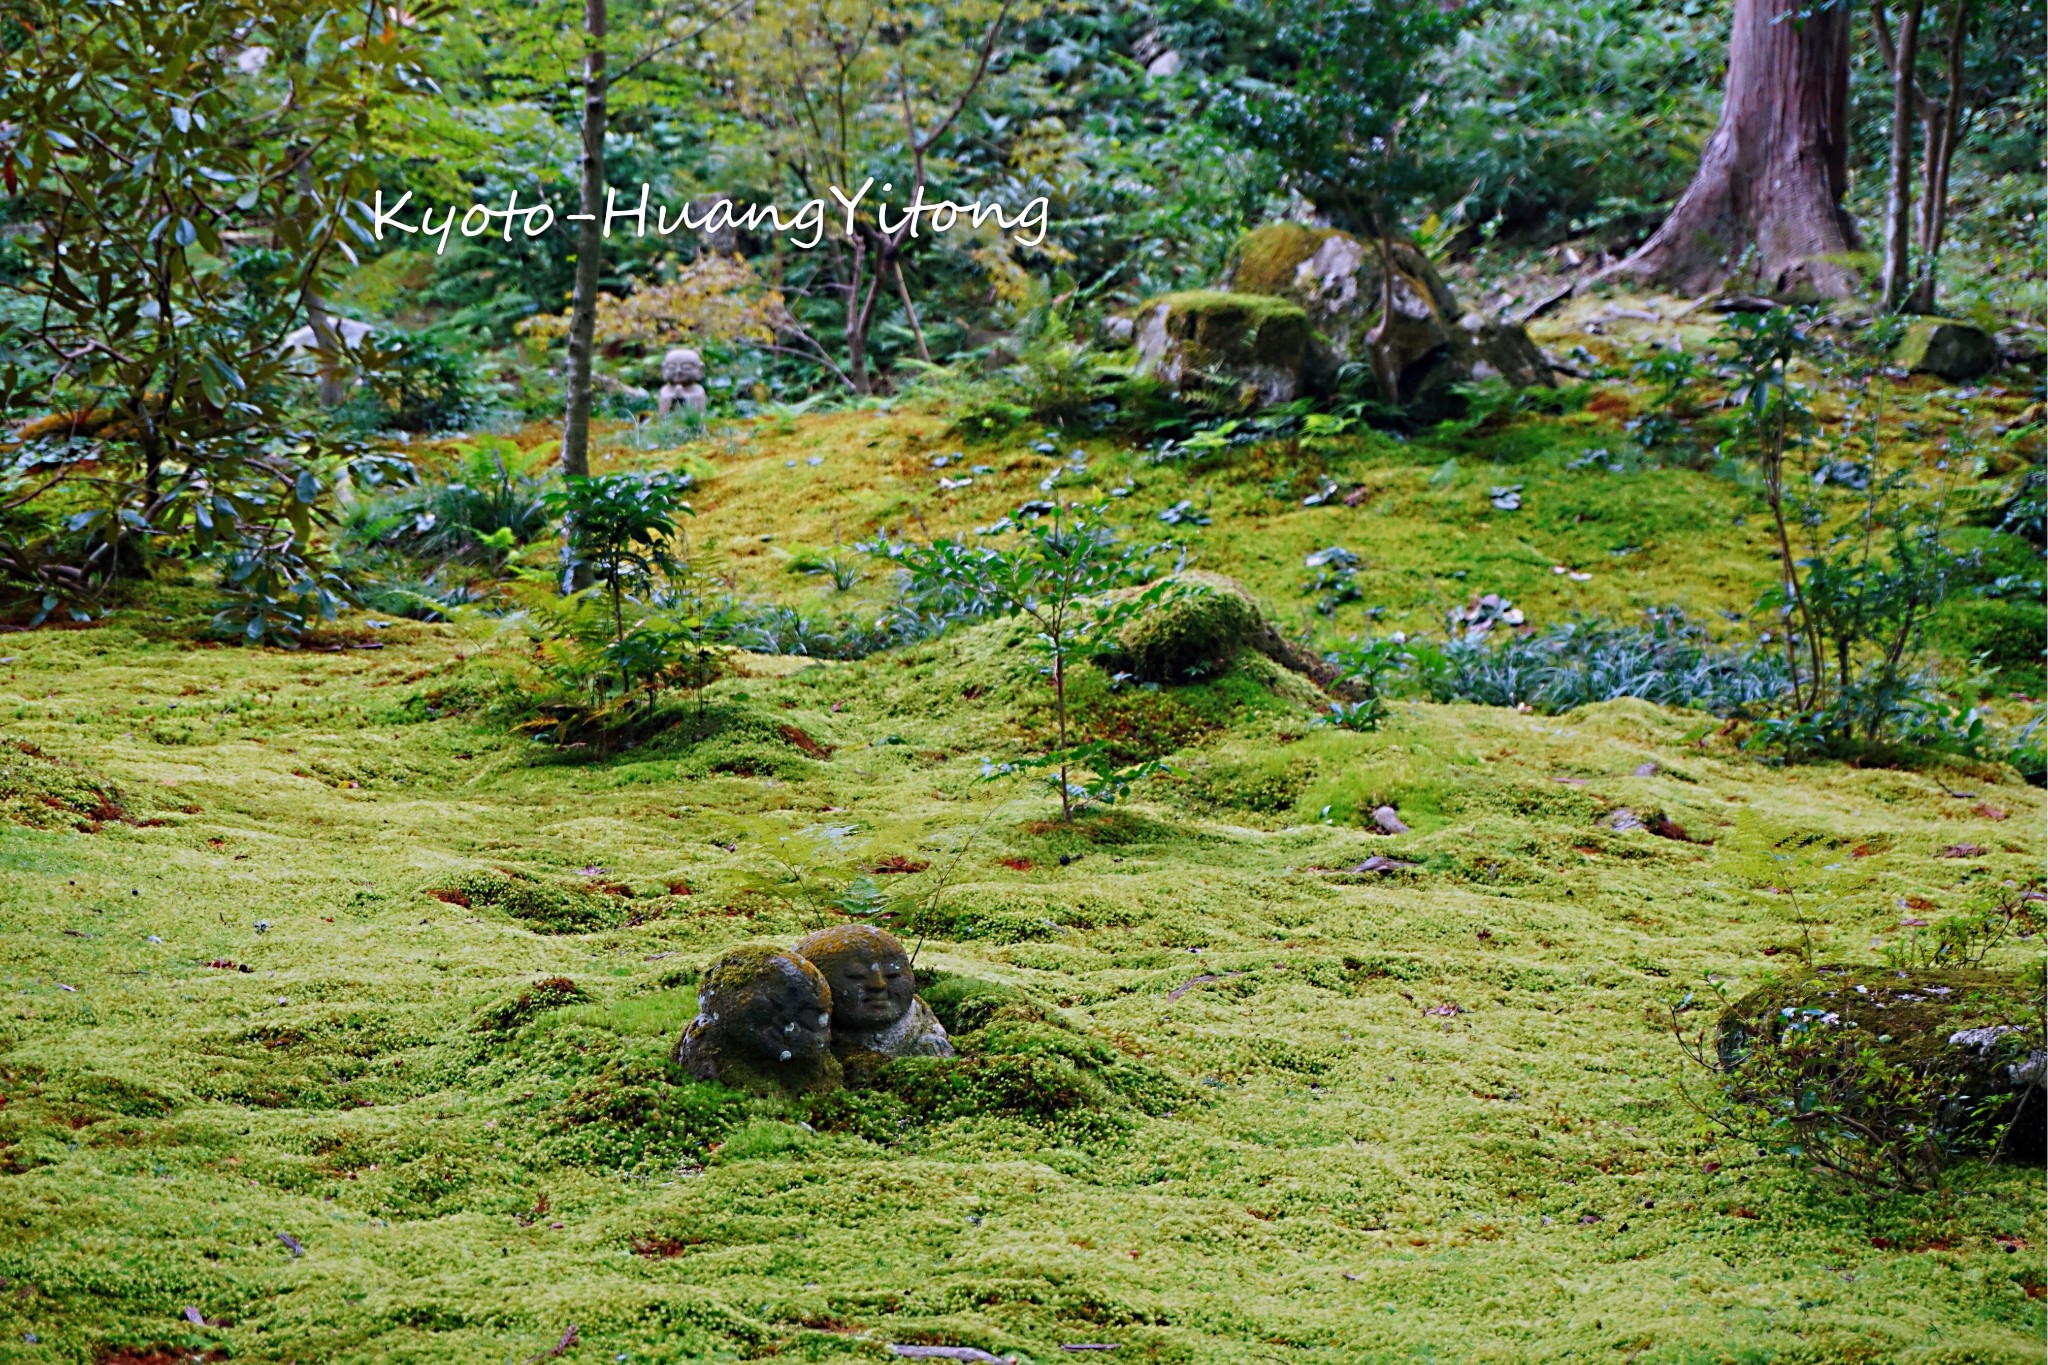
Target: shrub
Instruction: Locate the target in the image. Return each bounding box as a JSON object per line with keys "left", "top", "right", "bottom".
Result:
{"left": 1418, "top": 608, "right": 1790, "bottom": 715}
{"left": 347, "top": 436, "right": 552, "bottom": 567}
{"left": 338, "top": 330, "right": 477, "bottom": 434}
{"left": 1679, "top": 965, "right": 2045, "bottom": 1190}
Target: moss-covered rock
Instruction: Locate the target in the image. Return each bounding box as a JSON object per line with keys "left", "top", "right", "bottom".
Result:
{"left": 1219, "top": 223, "right": 1553, "bottom": 411}
{"left": 1718, "top": 965, "right": 2044, "bottom": 1163}
{"left": 1131, "top": 290, "right": 1315, "bottom": 406}
{"left": 1109, "top": 572, "right": 1266, "bottom": 682}
{"left": 673, "top": 944, "right": 842, "bottom": 1097}
{"left": 1894, "top": 318, "right": 1998, "bottom": 381}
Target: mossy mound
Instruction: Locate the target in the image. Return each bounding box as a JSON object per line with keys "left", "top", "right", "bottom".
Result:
{"left": 1109, "top": 571, "right": 1267, "bottom": 683}
{"left": 473, "top": 975, "right": 588, "bottom": 1033}
{"left": 1719, "top": 965, "right": 2045, "bottom": 1160}
{"left": 454, "top": 869, "right": 631, "bottom": 934}
{"left": 0, "top": 740, "right": 126, "bottom": 830}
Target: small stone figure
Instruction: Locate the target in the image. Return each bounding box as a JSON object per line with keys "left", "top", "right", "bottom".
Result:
{"left": 794, "top": 925, "right": 952, "bottom": 1081}
{"left": 674, "top": 944, "right": 842, "bottom": 1096}
{"left": 656, "top": 346, "right": 708, "bottom": 416}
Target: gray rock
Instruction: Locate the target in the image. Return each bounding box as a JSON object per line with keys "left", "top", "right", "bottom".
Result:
{"left": 1132, "top": 291, "right": 1314, "bottom": 407}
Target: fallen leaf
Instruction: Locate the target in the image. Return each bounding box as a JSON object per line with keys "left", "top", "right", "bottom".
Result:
{"left": 1938, "top": 843, "right": 1986, "bottom": 858}
{"left": 1975, "top": 803, "right": 2009, "bottom": 821}
{"left": 1351, "top": 855, "right": 1420, "bottom": 874}
{"left": 275, "top": 1231, "right": 304, "bottom": 1257}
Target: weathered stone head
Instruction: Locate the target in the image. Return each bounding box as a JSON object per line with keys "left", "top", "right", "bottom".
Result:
{"left": 674, "top": 944, "right": 842, "bottom": 1095}
{"left": 796, "top": 924, "right": 915, "bottom": 1030}
{"left": 794, "top": 925, "right": 953, "bottom": 1072}
{"left": 661, "top": 347, "right": 705, "bottom": 385}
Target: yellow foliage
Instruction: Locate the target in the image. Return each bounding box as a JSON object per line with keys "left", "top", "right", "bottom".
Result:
{"left": 519, "top": 254, "right": 785, "bottom": 350}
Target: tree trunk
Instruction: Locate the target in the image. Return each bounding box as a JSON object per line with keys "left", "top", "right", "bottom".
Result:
{"left": 1879, "top": 0, "right": 1923, "bottom": 309}
{"left": 560, "top": 0, "right": 607, "bottom": 482}
{"left": 1617, "top": 0, "right": 1859, "bottom": 299}
{"left": 1905, "top": 0, "right": 1971, "bottom": 314}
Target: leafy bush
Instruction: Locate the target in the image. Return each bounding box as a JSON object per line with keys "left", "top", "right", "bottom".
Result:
{"left": 1426, "top": 0, "right": 1719, "bottom": 239}
{"left": 347, "top": 436, "right": 552, "bottom": 567}
{"left": 209, "top": 532, "right": 354, "bottom": 646}
{"left": 1418, "top": 608, "right": 1790, "bottom": 715}
{"left": 338, "top": 331, "right": 477, "bottom": 434}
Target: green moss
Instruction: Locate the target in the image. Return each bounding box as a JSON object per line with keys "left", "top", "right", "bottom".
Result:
{"left": 1933, "top": 596, "right": 2046, "bottom": 682}
{"left": 456, "top": 868, "right": 631, "bottom": 934}
{"left": 1108, "top": 572, "right": 1267, "bottom": 683}
{"left": 0, "top": 740, "right": 125, "bottom": 829}
{"left": 0, "top": 391, "right": 2040, "bottom": 1363}
{"left": 1225, "top": 223, "right": 1343, "bottom": 296}
{"left": 1141, "top": 290, "right": 1314, "bottom": 369}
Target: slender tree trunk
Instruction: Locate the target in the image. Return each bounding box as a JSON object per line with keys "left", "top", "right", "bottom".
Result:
{"left": 561, "top": 0, "right": 607, "bottom": 482}
{"left": 1880, "top": 0, "right": 1924, "bottom": 309}
{"left": 1617, "top": 0, "right": 1859, "bottom": 299}
{"left": 1906, "top": 1, "right": 1971, "bottom": 314}
{"left": 893, "top": 257, "right": 931, "bottom": 364}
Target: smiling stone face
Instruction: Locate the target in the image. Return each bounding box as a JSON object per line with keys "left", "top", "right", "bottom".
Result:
{"left": 794, "top": 926, "right": 952, "bottom": 1073}
{"left": 796, "top": 925, "right": 915, "bottom": 1031}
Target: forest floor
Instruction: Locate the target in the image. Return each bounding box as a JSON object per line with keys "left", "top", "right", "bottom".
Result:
{"left": 1, "top": 300, "right": 2044, "bottom": 1364}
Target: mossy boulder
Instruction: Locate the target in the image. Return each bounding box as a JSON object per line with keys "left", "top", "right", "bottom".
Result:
{"left": 1717, "top": 965, "right": 2044, "bottom": 1161}
{"left": 1101, "top": 570, "right": 1351, "bottom": 694}
{"left": 1894, "top": 318, "right": 1998, "bottom": 381}
{"left": 1220, "top": 222, "right": 1553, "bottom": 411}
{"left": 1131, "top": 290, "right": 1316, "bottom": 406}
{"left": 1109, "top": 571, "right": 1267, "bottom": 683}
{"left": 674, "top": 944, "right": 842, "bottom": 1097}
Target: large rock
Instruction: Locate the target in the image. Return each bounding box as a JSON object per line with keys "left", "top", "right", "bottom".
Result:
{"left": 1894, "top": 318, "right": 1999, "bottom": 381}
{"left": 1131, "top": 291, "right": 1315, "bottom": 406}
{"left": 1220, "top": 223, "right": 1553, "bottom": 411}
{"left": 1717, "top": 965, "right": 2044, "bottom": 1163}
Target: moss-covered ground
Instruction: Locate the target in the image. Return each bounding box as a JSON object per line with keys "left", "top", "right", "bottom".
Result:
{"left": 1, "top": 321, "right": 2043, "bottom": 1363}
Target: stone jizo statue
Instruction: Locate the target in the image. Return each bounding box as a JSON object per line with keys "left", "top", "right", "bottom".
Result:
{"left": 657, "top": 346, "right": 708, "bottom": 416}
{"left": 794, "top": 925, "right": 952, "bottom": 1079}
{"left": 674, "top": 944, "right": 842, "bottom": 1095}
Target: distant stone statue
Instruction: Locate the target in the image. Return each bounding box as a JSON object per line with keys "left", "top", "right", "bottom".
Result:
{"left": 657, "top": 347, "right": 708, "bottom": 416}
{"left": 794, "top": 925, "right": 952, "bottom": 1081}
{"left": 673, "top": 944, "right": 842, "bottom": 1095}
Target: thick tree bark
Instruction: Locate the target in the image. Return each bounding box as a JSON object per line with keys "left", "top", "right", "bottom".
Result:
{"left": 1879, "top": 0, "right": 1923, "bottom": 309}
{"left": 560, "top": 0, "right": 607, "bottom": 482}
{"left": 1617, "top": 0, "right": 1859, "bottom": 299}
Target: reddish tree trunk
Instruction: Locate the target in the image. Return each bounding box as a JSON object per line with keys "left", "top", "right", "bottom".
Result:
{"left": 1618, "top": 0, "right": 1859, "bottom": 299}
